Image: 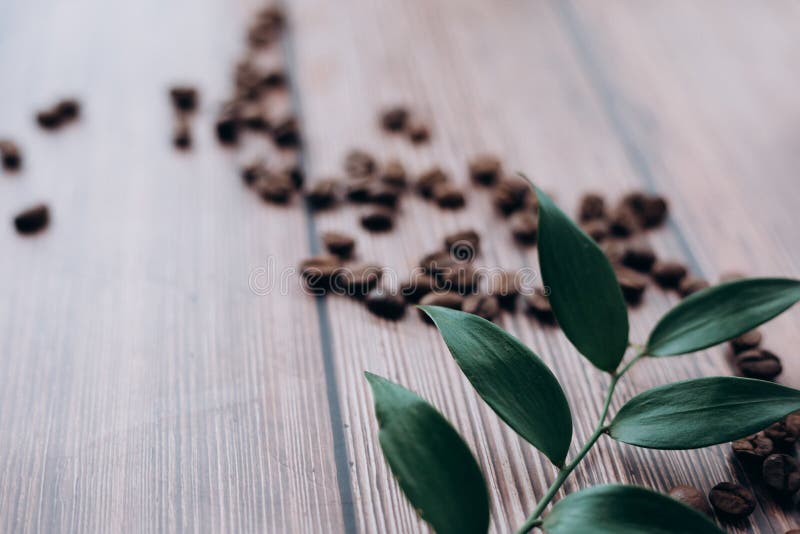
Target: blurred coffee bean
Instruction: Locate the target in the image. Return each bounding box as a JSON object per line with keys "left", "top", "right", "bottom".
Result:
{"left": 524, "top": 292, "right": 555, "bottom": 324}
{"left": 401, "top": 272, "right": 436, "bottom": 303}
{"left": 379, "top": 160, "right": 407, "bottom": 189}
{"left": 380, "top": 106, "right": 409, "bottom": 132}
{"left": 615, "top": 266, "right": 648, "bottom": 305}
{"left": 321, "top": 231, "right": 356, "bottom": 259}
{"left": 510, "top": 211, "right": 538, "bottom": 245}
{"left": 368, "top": 183, "right": 400, "bottom": 208}
{"left": 418, "top": 292, "right": 464, "bottom": 323}
{"left": 170, "top": 86, "right": 198, "bottom": 112}
{"left": 360, "top": 207, "right": 394, "bottom": 232}
{"left": 581, "top": 219, "right": 609, "bottom": 242}
{"left": 578, "top": 192, "right": 606, "bottom": 222}
{"left": 306, "top": 179, "right": 339, "bottom": 209}
{"left": 679, "top": 276, "right": 710, "bottom": 297}
{"left": 0, "top": 140, "right": 21, "bottom": 170}
{"left": 493, "top": 177, "right": 530, "bottom": 216}
{"left": 609, "top": 205, "right": 638, "bottom": 237}
{"left": 444, "top": 230, "right": 480, "bottom": 259}
{"left": 172, "top": 117, "right": 192, "bottom": 149}
{"left": 272, "top": 116, "right": 301, "bottom": 148}
{"left": 255, "top": 172, "right": 293, "bottom": 203}
{"left": 621, "top": 240, "right": 656, "bottom": 272}
{"left": 468, "top": 154, "right": 501, "bottom": 186}
{"left": 407, "top": 120, "right": 430, "bottom": 144}
{"left": 433, "top": 183, "right": 465, "bottom": 209}
{"left": 365, "top": 289, "right": 406, "bottom": 320}
{"left": 488, "top": 270, "right": 520, "bottom": 311}
{"left": 344, "top": 149, "right": 377, "bottom": 178}
{"left": 462, "top": 294, "right": 500, "bottom": 321}
{"left": 730, "top": 330, "right": 762, "bottom": 354}
{"left": 299, "top": 254, "right": 341, "bottom": 292}
{"left": 416, "top": 168, "right": 449, "bottom": 199}
{"left": 340, "top": 264, "right": 383, "bottom": 298}
{"left": 13, "top": 203, "right": 49, "bottom": 234}
{"left": 737, "top": 349, "right": 782, "bottom": 381}
{"left": 346, "top": 177, "right": 373, "bottom": 203}
{"left": 652, "top": 260, "right": 687, "bottom": 288}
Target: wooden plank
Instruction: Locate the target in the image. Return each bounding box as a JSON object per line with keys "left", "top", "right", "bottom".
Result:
{"left": 0, "top": 0, "right": 344, "bottom": 532}
{"left": 289, "top": 0, "right": 800, "bottom": 532}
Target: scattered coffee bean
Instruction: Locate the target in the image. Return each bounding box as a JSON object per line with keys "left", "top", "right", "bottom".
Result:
{"left": 240, "top": 103, "right": 270, "bottom": 131}
{"left": 652, "top": 260, "right": 687, "bottom": 288}
{"left": 56, "top": 98, "right": 80, "bottom": 122}
{"left": 416, "top": 168, "right": 449, "bottom": 199}
{"left": 241, "top": 161, "right": 266, "bottom": 186}
{"left": 679, "top": 276, "right": 710, "bottom": 297}
{"left": 488, "top": 270, "right": 520, "bottom": 311}
{"left": 602, "top": 241, "right": 626, "bottom": 264}
{"left": 346, "top": 177, "right": 373, "bottom": 203}
{"left": 433, "top": 183, "right": 465, "bottom": 209}
{"left": 732, "top": 433, "right": 774, "bottom": 470}
{"left": 365, "top": 289, "right": 406, "bottom": 320}
{"left": 215, "top": 104, "right": 241, "bottom": 144}
{"left": 510, "top": 211, "right": 538, "bottom": 245}
{"left": 620, "top": 191, "right": 647, "bottom": 214}
{"left": 13, "top": 203, "right": 50, "bottom": 234}
{"left": 380, "top": 106, "right": 409, "bottom": 132}
{"left": 609, "top": 205, "right": 638, "bottom": 237}
{"left": 668, "top": 485, "right": 713, "bottom": 517}
{"left": 170, "top": 86, "right": 198, "bottom": 112}
{"left": 730, "top": 330, "right": 762, "bottom": 354}
{"left": 708, "top": 482, "right": 756, "bottom": 519}
{"left": 261, "top": 69, "right": 286, "bottom": 89}
{"left": 580, "top": 219, "right": 609, "bottom": 242}
{"left": 621, "top": 240, "right": 656, "bottom": 272}
{"left": 368, "top": 183, "right": 400, "bottom": 208}
{"left": 763, "top": 454, "right": 800, "bottom": 495}
{"left": 407, "top": 120, "right": 430, "bottom": 144}
{"left": 444, "top": 230, "right": 480, "bottom": 259}
{"left": 321, "top": 231, "right": 356, "bottom": 259}
{"left": 765, "top": 417, "right": 799, "bottom": 450}
{"left": 640, "top": 195, "right": 669, "bottom": 227}
{"left": 344, "top": 149, "right": 377, "bottom": 178}
{"left": 340, "top": 264, "right": 383, "bottom": 298}
{"left": 420, "top": 250, "right": 461, "bottom": 276}
{"left": 524, "top": 292, "right": 555, "bottom": 324}
{"left": 438, "top": 263, "right": 480, "bottom": 294}
{"left": 173, "top": 117, "right": 192, "bottom": 149}
{"left": 247, "top": 6, "right": 285, "bottom": 48}
{"left": 578, "top": 193, "right": 606, "bottom": 222}
{"left": 468, "top": 155, "right": 501, "bottom": 186}
{"left": 379, "top": 160, "right": 407, "bottom": 189}
{"left": 272, "top": 116, "right": 301, "bottom": 148}
{"left": 418, "top": 291, "right": 464, "bottom": 323}
{"left": 255, "top": 172, "right": 294, "bottom": 203}
{"left": 36, "top": 109, "right": 61, "bottom": 129}
{"left": 306, "top": 179, "right": 339, "bottom": 209}
{"left": 401, "top": 271, "right": 436, "bottom": 303}
{"left": 463, "top": 294, "right": 500, "bottom": 321}
{"left": 493, "top": 177, "right": 530, "bottom": 216}
{"left": 300, "top": 254, "right": 341, "bottom": 292}
{"left": 284, "top": 162, "right": 304, "bottom": 189}
{"left": 360, "top": 207, "right": 394, "bottom": 232}
{"left": 737, "top": 349, "right": 782, "bottom": 381}
{"left": 0, "top": 140, "right": 22, "bottom": 170}
{"left": 615, "top": 266, "right": 648, "bottom": 305}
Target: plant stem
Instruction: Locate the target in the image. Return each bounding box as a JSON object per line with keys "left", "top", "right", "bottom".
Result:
{"left": 515, "top": 351, "right": 646, "bottom": 534}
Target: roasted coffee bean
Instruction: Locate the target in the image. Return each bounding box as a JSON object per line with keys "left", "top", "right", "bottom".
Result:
{"left": 346, "top": 177, "right": 373, "bottom": 203}
{"left": 640, "top": 195, "right": 669, "bottom": 227}
{"left": 578, "top": 193, "right": 606, "bottom": 222}
{"left": 284, "top": 162, "right": 304, "bottom": 189}
{"left": 407, "top": 120, "right": 430, "bottom": 144}
{"left": 493, "top": 177, "right": 530, "bottom": 216}
{"left": 360, "top": 207, "right": 394, "bottom": 232}
{"left": 652, "top": 260, "right": 687, "bottom": 288}
{"left": 510, "top": 211, "right": 538, "bottom": 245}
{"left": 463, "top": 294, "right": 500, "bottom": 321}
{"left": 488, "top": 270, "right": 520, "bottom": 311}
{"left": 0, "top": 140, "right": 21, "bottom": 170}
{"left": 169, "top": 86, "right": 198, "bottom": 112}
{"left": 401, "top": 271, "right": 436, "bottom": 303}
{"left": 621, "top": 240, "right": 656, "bottom": 272}
{"left": 620, "top": 190, "right": 647, "bottom": 214}
{"left": 581, "top": 219, "right": 609, "bottom": 242}
{"left": 763, "top": 454, "right": 800, "bottom": 495}
{"left": 55, "top": 99, "right": 80, "bottom": 121}
{"left": 737, "top": 349, "right": 782, "bottom": 381}
{"left": 433, "top": 183, "right": 465, "bottom": 209}
{"left": 241, "top": 161, "right": 267, "bottom": 186}
{"left": 468, "top": 155, "right": 501, "bottom": 186}
{"left": 255, "top": 172, "right": 293, "bottom": 203}
{"left": 380, "top": 106, "right": 409, "bottom": 132}
{"left": 247, "top": 6, "right": 285, "bottom": 47}
{"left": 524, "top": 292, "right": 555, "bottom": 324}
{"left": 444, "top": 230, "right": 480, "bottom": 260}
{"left": 36, "top": 109, "right": 61, "bottom": 129}
{"left": 418, "top": 292, "right": 464, "bottom": 323}
{"left": 708, "top": 482, "right": 756, "bottom": 519}
{"left": 306, "top": 179, "right": 338, "bottom": 209}
{"left": 240, "top": 103, "right": 270, "bottom": 131}
{"left": 300, "top": 254, "right": 341, "bottom": 292}
{"left": 368, "top": 183, "right": 400, "bottom": 208}
{"left": 765, "top": 417, "right": 799, "bottom": 450}
{"left": 438, "top": 264, "right": 480, "bottom": 294}
{"left": 786, "top": 530, "right": 800, "bottom": 534}
{"left": 379, "top": 160, "right": 407, "bottom": 189}
{"left": 668, "top": 485, "right": 713, "bottom": 517}
{"left": 732, "top": 433, "right": 774, "bottom": 470}
{"left": 340, "top": 264, "right": 383, "bottom": 298}
{"left": 416, "top": 168, "right": 449, "bottom": 199}
{"left": 344, "top": 149, "right": 377, "bottom": 178}
{"left": 172, "top": 117, "right": 192, "bottom": 149}
{"left": 13, "top": 203, "right": 49, "bottom": 234}
{"left": 321, "top": 231, "right": 355, "bottom": 259}
{"left": 365, "top": 289, "right": 406, "bottom": 320}
{"left": 420, "top": 250, "right": 461, "bottom": 276}
{"left": 602, "top": 241, "right": 626, "bottom": 264}
{"left": 215, "top": 105, "right": 240, "bottom": 144}
{"left": 272, "top": 116, "right": 301, "bottom": 148}
{"left": 730, "top": 330, "right": 762, "bottom": 354}
{"left": 609, "top": 205, "right": 638, "bottom": 237}
{"left": 679, "top": 276, "right": 710, "bottom": 297}
{"left": 261, "top": 69, "right": 286, "bottom": 89}
{"left": 615, "top": 266, "right": 648, "bottom": 305}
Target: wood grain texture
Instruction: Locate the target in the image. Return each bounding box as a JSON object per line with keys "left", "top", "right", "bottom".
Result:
{"left": 0, "top": 0, "right": 798, "bottom": 532}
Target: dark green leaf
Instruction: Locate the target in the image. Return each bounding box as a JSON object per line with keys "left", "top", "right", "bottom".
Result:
{"left": 365, "top": 372, "right": 490, "bottom": 534}
{"left": 647, "top": 278, "right": 800, "bottom": 356}
{"left": 533, "top": 186, "right": 629, "bottom": 372}
{"left": 542, "top": 484, "right": 723, "bottom": 534}
{"left": 421, "top": 306, "right": 572, "bottom": 466}
{"left": 609, "top": 377, "right": 800, "bottom": 449}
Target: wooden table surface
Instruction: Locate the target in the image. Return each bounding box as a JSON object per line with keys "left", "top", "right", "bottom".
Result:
{"left": 1, "top": 0, "right": 799, "bottom": 532}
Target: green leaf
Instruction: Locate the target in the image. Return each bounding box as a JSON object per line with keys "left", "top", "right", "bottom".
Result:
{"left": 542, "top": 484, "right": 723, "bottom": 534}
{"left": 609, "top": 376, "right": 800, "bottom": 449}
{"left": 421, "top": 306, "right": 572, "bottom": 466}
{"left": 647, "top": 278, "right": 800, "bottom": 356}
{"left": 533, "top": 186, "right": 629, "bottom": 372}
{"left": 365, "top": 372, "right": 490, "bottom": 534}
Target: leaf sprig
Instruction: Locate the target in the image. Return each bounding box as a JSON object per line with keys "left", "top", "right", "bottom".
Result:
{"left": 365, "top": 182, "right": 800, "bottom": 533}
